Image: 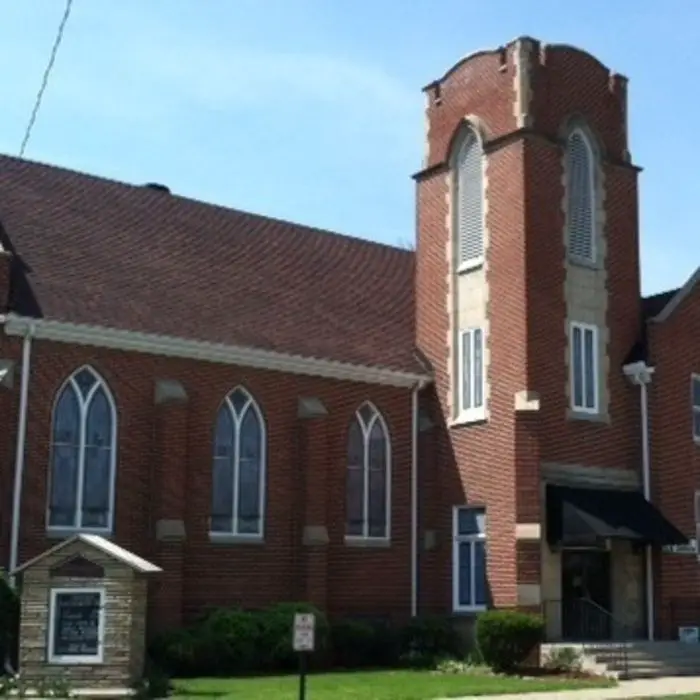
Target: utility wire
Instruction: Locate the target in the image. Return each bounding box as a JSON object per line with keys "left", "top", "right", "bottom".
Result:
{"left": 19, "top": 0, "right": 75, "bottom": 158}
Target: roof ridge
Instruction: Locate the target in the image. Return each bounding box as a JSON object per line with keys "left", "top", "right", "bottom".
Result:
{"left": 2, "top": 152, "right": 414, "bottom": 257}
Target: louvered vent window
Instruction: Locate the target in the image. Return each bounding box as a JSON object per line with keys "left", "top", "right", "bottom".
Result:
{"left": 456, "top": 131, "right": 484, "bottom": 270}
{"left": 566, "top": 129, "right": 596, "bottom": 263}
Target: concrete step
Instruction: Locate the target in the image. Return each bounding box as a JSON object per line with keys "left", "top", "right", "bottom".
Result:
{"left": 609, "top": 665, "right": 700, "bottom": 680}
{"left": 544, "top": 641, "right": 700, "bottom": 679}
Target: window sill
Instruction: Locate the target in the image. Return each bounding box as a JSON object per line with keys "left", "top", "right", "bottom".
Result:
{"left": 46, "top": 527, "right": 113, "bottom": 540}
{"left": 344, "top": 536, "right": 391, "bottom": 548}
{"left": 208, "top": 532, "right": 264, "bottom": 545}
{"left": 457, "top": 258, "right": 484, "bottom": 274}
{"left": 567, "top": 254, "right": 599, "bottom": 270}
{"left": 452, "top": 605, "right": 487, "bottom": 616}
{"left": 48, "top": 655, "right": 103, "bottom": 665}
{"left": 567, "top": 408, "right": 609, "bottom": 424}
{"left": 450, "top": 409, "right": 487, "bottom": 427}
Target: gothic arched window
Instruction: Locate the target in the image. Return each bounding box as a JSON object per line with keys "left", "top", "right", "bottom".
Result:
{"left": 346, "top": 402, "right": 391, "bottom": 540}
{"left": 48, "top": 366, "right": 117, "bottom": 531}
{"left": 211, "top": 387, "right": 266, "bottom": 537}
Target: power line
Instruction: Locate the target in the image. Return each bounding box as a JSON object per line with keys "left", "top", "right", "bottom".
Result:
{"left": 19, "top": 0, "right": 75, "bottom": 158}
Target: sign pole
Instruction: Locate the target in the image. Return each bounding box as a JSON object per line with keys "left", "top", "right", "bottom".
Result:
{"left": 298, "top": 650, "right": 307, "bottom": 700}
{"left": 293, "top": 612, "right": 315, "bottom": 700}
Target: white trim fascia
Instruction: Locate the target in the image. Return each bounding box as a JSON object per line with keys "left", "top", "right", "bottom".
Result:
{"left": 651, "top": 266, "right": 700, "bottom": 323}
{"left": 3, "top": 315, "right": 432, "bottom": 389}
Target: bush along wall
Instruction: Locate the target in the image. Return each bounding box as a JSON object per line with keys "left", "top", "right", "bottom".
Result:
{"left": 475, "top": 609, "right": 545, "bottom": 674}
{"left": 150, "top": 607, "right": 465, "bottom": 676}
{"left": 149, "top": 603, "right": 329, "bottom": 677}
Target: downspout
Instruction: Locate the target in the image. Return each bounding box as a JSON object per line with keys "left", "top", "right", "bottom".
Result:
{"left": 9, "top": 325, "right": 33, "bottom": 586}
{"left": 639, "top": 370, "right": 655, "bottom": 641}
{"left": 624, "top": 361, "right": 655, "bottom": 641}
{"left": 410, "top": 380, "right": 425, "bottom": 618}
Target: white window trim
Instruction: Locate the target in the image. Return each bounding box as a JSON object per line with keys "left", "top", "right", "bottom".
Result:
{"left": 209, "top": 387, "right": 267, "bottom": 541}
{"left": 566, "top": 127, "right": 597, "bottom": 265}
{"left": 345, "top": 402, "right": 392, "bottom": 544}
{"left": 452, "top": 506, "right": 487, "bottom": 613}
{"left": 47, "top": 366, "right": 118, "bottom": 535}
{"left": 692, "top": 374, "right": 700, "bottom": 444}
{"left": 48, "top": 587, "right": 105, "bottom": 665}
{"left": 456, "top": 328, "right": 486, "bottom": 423}
{"left": 569, "top": 322, "right": 599, "bottom": 414}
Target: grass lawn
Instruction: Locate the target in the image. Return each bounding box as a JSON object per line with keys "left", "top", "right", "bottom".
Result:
{"left": 172, "top": 670, "right": 615, "bottom": 699}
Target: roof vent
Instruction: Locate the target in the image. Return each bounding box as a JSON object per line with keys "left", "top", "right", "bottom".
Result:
{"left": 143, "top": 182, "right": 170, "bottom": 194}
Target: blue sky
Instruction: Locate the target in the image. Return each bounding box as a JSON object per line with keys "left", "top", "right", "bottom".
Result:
{"left": 0, "top": 1, "right": 696, "bottom": 295}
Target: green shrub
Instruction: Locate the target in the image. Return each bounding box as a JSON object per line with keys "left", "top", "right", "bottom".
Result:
{"left": 257, "top": 603, "right": 328, "bottom": 671}
{"left": 331, "top": 619, "right": 379, "bottom": 668}
{"left": 149, "top": 603, "right": 328, "bottom": 677}
{"left": 149, "top": 628, "right": 199, "bottom": 677}
{"left": 476, "top": 610, "right": 544, "bottom": 674}
{"left": 543, "top": 645, "right": 582, "bottom": 673}
{"left": 399, "top": 616, "right": 463, "bottom": 664}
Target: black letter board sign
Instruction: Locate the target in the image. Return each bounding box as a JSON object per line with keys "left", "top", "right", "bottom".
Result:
{"left": 52, "top": 591, "right": 101, "bottom": 657}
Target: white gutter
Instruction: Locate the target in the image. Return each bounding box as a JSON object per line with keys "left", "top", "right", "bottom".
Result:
{"left": 410, "top": 380, "right": 425, "bottom": 618}
{"left": 9, "top": 327, "right": 34, "bottom": 584}
{"left": 623, "top": 361, "right": 655, "bottom": 641}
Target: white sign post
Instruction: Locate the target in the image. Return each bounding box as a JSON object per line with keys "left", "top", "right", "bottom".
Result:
{"left": 293, "top": 613, "right": 315, "bottom": 700}
{"left": 293, "top": 612, "right": 316, "bottom": 652}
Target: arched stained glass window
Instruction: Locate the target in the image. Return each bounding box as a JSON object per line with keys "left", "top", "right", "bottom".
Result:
{"left": 48, "top": 366, "right": 116, "bottom": 531}
{"left": 211, "top": 387, "right": 266, "bottom": 537}
{"left": 346, "top": 402, "right": 390, "bottom": 540}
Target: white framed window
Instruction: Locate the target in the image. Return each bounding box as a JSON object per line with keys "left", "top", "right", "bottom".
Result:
{"left": 455, "top": 129, "right": 485, "bottom": 272}
{"left": 458, "top": 328, "right": 485, "bottom": 421}
{"left": 452, "top": 506, "right": 487, "bottom": 612}
{"left": 570, "top": 322, "right": 599, "bottom": 414}
{"left": 692, "top": 374, "right": 700, "bottom": 443}
{"left": 48, "top": 367, "right": 117, "bottom": 533}
{"left": 210, "top": 387, "right": 266, "bottom": 539}
{"left": 48, "top": 587, "right": 105, "bottom": 664}
{"left": 566, "top": 128, "right": 596, "bottom": 263}
{"left": 346, "top": 402, "right": 391, "bottom": 541}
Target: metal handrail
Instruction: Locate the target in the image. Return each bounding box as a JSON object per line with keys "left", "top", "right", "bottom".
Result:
{"left": 542, "top": 597, "right": 634, "bottom": 679}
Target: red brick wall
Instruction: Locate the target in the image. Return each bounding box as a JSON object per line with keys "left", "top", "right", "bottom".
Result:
{"left": 8, "top": 338, "right": 414, "bottom": 623}
{"left": 415, "top": 39, "right": 643, "bottom": 614}
{"left": 648, "top": 291, "right": 700, "bottom": 636}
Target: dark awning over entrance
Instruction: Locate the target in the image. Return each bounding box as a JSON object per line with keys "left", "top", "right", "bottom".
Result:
{"left": 546, "top": 484, "right": 688, "bottom": 547}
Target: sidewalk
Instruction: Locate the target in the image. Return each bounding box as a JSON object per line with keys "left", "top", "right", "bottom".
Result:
{"left": 451, "top": 675, "right": 700, "bottom": 699}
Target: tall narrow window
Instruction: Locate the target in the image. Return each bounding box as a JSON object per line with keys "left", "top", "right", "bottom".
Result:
{"left": 692, "top": 375, "right": 700, "bottom": 442}
{"left": 48, "top": 367, "right": 117, "bottom": 532}
{"left": 346, "top": 402, "right": 390, "bottom": 540}
{"left": 458, "top": 327, "right": 485, "bottom": 419}
{"left": 211, "top": 387, "right": 266, "bottom": 538}
{"left": 570, "top": 322, "right": 599, "bottom": 413}
{"left": 453, "top": 507, "right": 487, "bottom": 612}
{"left": 566, "top": 128, "right": 596, "bottom": 263}
{"left": 455, "top": 129, "right": 484, "bottom": 270}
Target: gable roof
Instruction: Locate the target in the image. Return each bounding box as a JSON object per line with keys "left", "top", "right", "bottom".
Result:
{"left": 648, "top": 266, "right": 700, "bottom": 323}
{"left": 0, "top": 155, "right": 423, "bottom": 376}
{"left": 623, "top": 285, "right": 685, "bottom": 365}
{"left": 12, "top": 533, "right": 161, "bottom": 575}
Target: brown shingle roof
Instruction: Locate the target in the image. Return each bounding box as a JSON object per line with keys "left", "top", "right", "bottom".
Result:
{"left": 0, "top": 155, "right": 421, "bottom": 374}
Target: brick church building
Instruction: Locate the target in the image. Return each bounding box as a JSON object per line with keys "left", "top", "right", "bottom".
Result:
{"left": 0, "top": 36, "right": 698, "bottom": 641}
